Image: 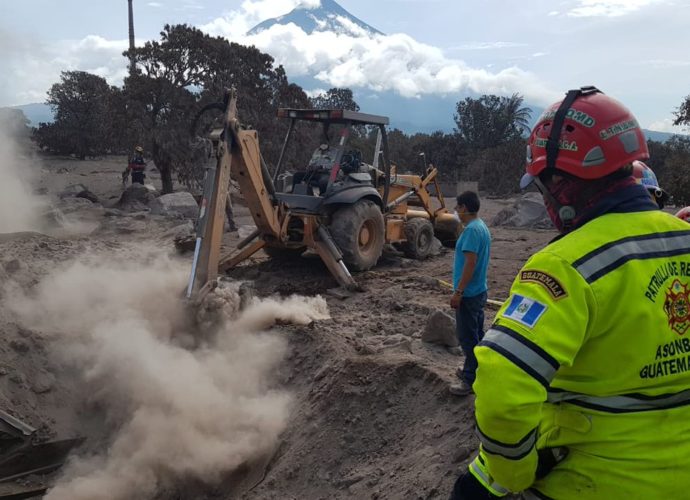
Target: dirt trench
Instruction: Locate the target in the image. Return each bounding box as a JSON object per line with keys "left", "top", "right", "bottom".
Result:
{"left": 162, "top": 321, "right": 478, "bottom": 500}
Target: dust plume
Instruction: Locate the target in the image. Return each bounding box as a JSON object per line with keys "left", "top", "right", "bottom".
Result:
{"left": 7, "top": 247, "right": 329, "bottom": 500}
{"left": 0, "top": 116, "right": 44, "bottom": 233}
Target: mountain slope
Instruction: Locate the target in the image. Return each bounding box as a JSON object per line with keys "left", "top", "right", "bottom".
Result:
{"left": 11, "top": 103, "right": 54, "bottom": 127}
{"left": 248, "top": 0, "right": 382, "bottom": 37}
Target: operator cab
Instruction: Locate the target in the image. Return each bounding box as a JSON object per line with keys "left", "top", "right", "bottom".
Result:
{"left": 272, "top": 108, "right": 391, "bottom": 213}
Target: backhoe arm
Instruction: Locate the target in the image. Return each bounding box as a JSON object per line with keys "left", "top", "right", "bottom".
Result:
{"left": 187, "top": 89, "right": 281, "bottom": 299}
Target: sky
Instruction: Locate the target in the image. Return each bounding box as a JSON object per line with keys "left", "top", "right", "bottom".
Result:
{"left": 1, "top": 0, "right": 689, "bottom": 133}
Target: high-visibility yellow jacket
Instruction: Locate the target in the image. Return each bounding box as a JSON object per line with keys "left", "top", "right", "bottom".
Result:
{"left": 470, "top": 207, "right": 690, "bottom": 499}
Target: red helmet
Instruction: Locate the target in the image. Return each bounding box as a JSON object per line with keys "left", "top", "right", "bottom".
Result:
{"left": 523, "top": 87, "right": 649, "bottom": 188}
{"left": 676, "top": 207, "right": 690, "bottom": 222}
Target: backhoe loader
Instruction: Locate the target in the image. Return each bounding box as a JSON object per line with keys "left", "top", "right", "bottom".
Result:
{"left": 186, "top": 89, "right": 460, "bottom": 300}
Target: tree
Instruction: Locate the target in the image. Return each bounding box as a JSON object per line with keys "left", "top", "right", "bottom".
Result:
{"left": 38, "top": 71, "right": 115, "bottom": 159}
{"left": 454, "top": 93, "right": 532, "bottom": 150}
{"left": 125, "top": 24, "right": 308, "bottom": 192}
{"left": 415, "top": 131, "right": 464, "bottom": 182}
{"left": 655, "top": 136, "right": 690, "bottom": 205}
{"left": 674, "top": 95, "right": 690, "bottom": 128}
{"left": 466, "top": 139, "right": 525, "bottom": 196}
{"left": 310, "top": 88, "right": 360, "bottom": 111}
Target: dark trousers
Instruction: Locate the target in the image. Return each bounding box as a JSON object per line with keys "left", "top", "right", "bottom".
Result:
{"left": 131, "top": 170, "right": 146, "bottom": 184}
{"left": 456, "top": 291, "right": 487, "bottom": 385}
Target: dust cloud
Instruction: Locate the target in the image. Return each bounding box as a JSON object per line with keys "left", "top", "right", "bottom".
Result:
{"left": 0, "top": 120, "right": 45, "bottom": 233}
{"left": 7, "top": 247, "right": 329, "bottom": 500}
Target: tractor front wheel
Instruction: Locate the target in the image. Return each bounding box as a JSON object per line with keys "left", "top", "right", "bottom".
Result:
{"left": 330, "top": 200, "right": 385, "bottom": 271}
{"left": 401, "top": 217, "right": 435, "bottom": 260}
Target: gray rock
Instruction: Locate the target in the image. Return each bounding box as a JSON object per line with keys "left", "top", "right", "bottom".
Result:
{"left": 31, "top": 371, "right": 56, "bottom": 394}
{"left": 9, "top": 339, "right": 29, "bottom": 353}
{"left": 429, "top": 237, "right": 444, "bottom": 256}
{"left": 58, "top": 184, "right": 89, "bottom": 198}
{"left": 149, "top": 192, "right": 199, "bottom": 219}
{"left": 76, "top": 190, "right": 99, "bottom": 203}
{"left": 492, "top": 192, "right": 553, "bottom": 229}
{"left": 57, "top": 197, "right": 94, "bottom": 213}
{"left": 421, "top": 310, "right": 458, "bottom": 347}
{"left": 164, "top": 221, "right": 195, "bottom": 239}
{"left": 104, "top": 208, "right": 124, "bottom": 217}
{"left": 114, "top": 220, "right": 147, "bottom": 234}
{"left": 4, "top": 259, "right": 26, "bottom": 274}
{"left": 117, "top": 184, "right": 156, "bottom": 211}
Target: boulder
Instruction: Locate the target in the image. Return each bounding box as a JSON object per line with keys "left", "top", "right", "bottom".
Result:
{"left": 492, "top": 192, "right": 552, "bottom": 229}
{"left": 58, "top": 184, "right": 99, "bottom": 203}
{"left": 57, "top": 197, "right": 94, "bottom": 213}
{"left": 58, "top": 184, "right": 89, "bottom": 198}
{"left": 421, "top": 309, "right": 458, "bottom": 347}
{"left": 150, "top": 192, "right": 199, "bottom": 219}
{"left": 116, "top": 184, "right": 155, "bottom": 211}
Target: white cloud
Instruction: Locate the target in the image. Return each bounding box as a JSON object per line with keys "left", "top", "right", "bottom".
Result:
{"left": 636, "top": 59, "right": 690, "bottom": 69}
{"left": 445, "top": 41, "right": 528, "bottom": 51}
{"left": 0, "top": 34, "right": 129, "bottom": 106}
{"left": 203, "top": 0, "right": 308, "bottom": 38}
{"left": 2, "top": 0, "right": 558, "bottom": 109}
{"left": 202, "top": 6, "right": 558, "bottom": 105}
{"left": 178, "top": 0, "right": 204, "bottom": 10}
{"left": 647, "top": 117, "right": 687, "bottom": 134}
{"left": 567, "top": 0, "right": 666, "bottom": 17}
{"left": 304, "top": 88, "right": 327, "bottom": 98}
{"left": 147, "top": 2, "right": 164, "bottom": 7}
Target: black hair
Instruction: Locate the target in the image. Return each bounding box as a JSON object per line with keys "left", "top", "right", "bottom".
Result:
{"left": 456, "top": 191, "right": 480, "bottom": 213}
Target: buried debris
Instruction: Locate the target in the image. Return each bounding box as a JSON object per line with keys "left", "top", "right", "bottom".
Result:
{"left": 0, "top": 410, "right": 83, "bottom": 497}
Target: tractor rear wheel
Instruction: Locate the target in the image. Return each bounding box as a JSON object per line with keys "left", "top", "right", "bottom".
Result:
{"left": 401, "top": 217, "right": 435, "bottom": 259}
{"left": 330, "top": 200, "right": 385, "bottom": 271}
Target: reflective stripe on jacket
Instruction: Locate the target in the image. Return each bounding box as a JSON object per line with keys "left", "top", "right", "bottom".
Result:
{"left": 472, "top": 208, "right": 690, "bottom": 499}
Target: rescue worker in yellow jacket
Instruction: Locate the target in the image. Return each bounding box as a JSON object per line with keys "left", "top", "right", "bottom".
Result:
{"left": 450, "top": 86, "right": 690, "bottom": 499}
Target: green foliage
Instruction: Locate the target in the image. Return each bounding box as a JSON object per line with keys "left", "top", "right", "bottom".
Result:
{"left": 123, "top": 24, "right": 313, "bottom": 192}
{"left": 33, "top": 24, "right": 541, "bottom": 197}
{"left": 454, "top": 93, "right": 532, "bottom": 150}
{"left": 466, "top": 140, "right": 525, "bottom": 196}
{"left": 35, "top": 71, "right": 116, "bottom": 158}
{"left": 654, "top": 136, "right": 690, "bottom": 206}
{"left": 674, "top": 95, "right": 690, "bottom": 128}
{"left": 310, "top": 88, "right": 360, "bottom": 111}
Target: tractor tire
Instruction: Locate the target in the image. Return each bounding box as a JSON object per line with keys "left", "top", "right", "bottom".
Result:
{"left": 263, "top": 245, "right": 306, "bottom": 260}
{"left": 401, "top": 217, "right": 435, "bottom": 260}
{"left": 330, "top": 200, "right": 385, "bottom": 271}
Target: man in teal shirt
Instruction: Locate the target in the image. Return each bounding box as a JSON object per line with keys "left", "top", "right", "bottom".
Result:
{"left": 449, "top": 191, "right": 491, "bottom": 396}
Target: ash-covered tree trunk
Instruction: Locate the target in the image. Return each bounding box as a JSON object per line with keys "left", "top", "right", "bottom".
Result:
{"left": 152, "top": 140, "right": 174, "bottom": 193}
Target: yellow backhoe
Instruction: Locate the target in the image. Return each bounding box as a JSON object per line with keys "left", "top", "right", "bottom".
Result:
{"left": 186, "top": 89, "right": 461, "bottom": 300}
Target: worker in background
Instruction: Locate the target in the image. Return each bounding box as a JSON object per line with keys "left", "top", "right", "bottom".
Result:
{"left": 632, "top": 160, "right": 669, "bottom": 208}
{"left": 450, "top": 87, "right": 690, "bottom": 499}
{"left": 448, "top": 191, "right": 491, "bottom": 397}
{"left": 122, "top": 145, "right": 147, "bottom": 185}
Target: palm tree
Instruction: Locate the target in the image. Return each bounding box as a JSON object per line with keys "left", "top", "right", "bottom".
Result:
{"left": 503, "top": 93, "right": 532, "bottom": 135}
{"left": 127, "top": 0, "right": 135, "bottom": 75}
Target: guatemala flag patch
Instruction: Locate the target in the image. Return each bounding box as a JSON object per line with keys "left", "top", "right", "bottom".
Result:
{"left": 502, "top": 294, "right": 547, "bottom": 328}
